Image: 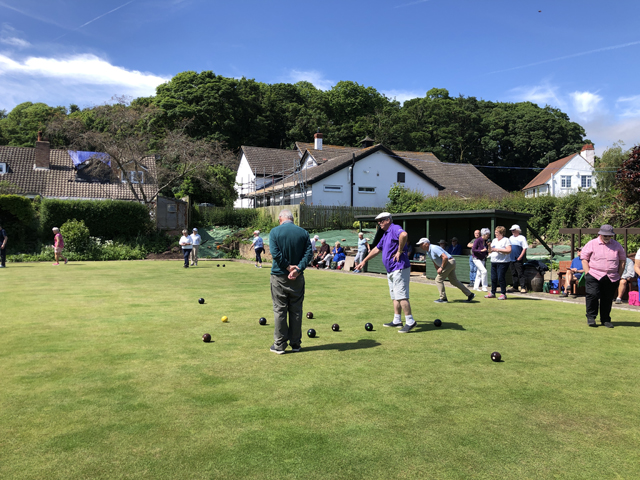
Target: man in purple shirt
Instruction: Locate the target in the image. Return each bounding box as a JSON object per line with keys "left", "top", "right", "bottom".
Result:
{"left": 355, "top": 212, "right": 416, "bottom": 333}
{"left": 580, "top": 224, "right": 626, "bottom": 328}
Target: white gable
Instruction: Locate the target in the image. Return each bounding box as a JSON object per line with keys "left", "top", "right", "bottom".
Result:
{"left": 308, "top": 150, "right": 439, "bottom": 207}
{"left": 524, "top": 153, "right": 596, "bottom": 198}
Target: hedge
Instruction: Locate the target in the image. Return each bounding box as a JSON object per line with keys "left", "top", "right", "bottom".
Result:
{"left": 0, "top": 195, "right": 38, "bottom": 252}
{"left": 40, "top": 199, "right": 153, "bottom": 240}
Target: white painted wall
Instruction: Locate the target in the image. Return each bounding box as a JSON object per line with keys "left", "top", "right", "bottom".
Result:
{"left": 308, "top": 150, "right": 439, "bottom": 207}
{"left": 523, "top": 154, "right": 596, "bottom": 198}
{"left": 234, "top": 153, "right": 275, "bottom": 208}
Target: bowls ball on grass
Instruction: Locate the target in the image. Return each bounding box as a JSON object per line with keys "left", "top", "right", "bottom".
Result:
{"left": 331, "top": 323, "right": 340, "bottom": 332}
{"left": 364, "top": 322, "right": 374, "bottom": 331}
{"left": 434, "top": 319, "right": 442, "bottom": 327}
{"left": 306, "top": 312, "right": 314, "bottom": 319}
{"left": 221, "top": 316, "right": 229, "bottom": 323}
{"left": 307, "top": 328, "right": 316, "bottom": 338}
{"left": 491, "top": 351, "right": 501, "bottom": 362}
{"left": 202, "top": 333, "right": 211, "bottom": 343}
{"left": 198, "top": 298, "right": 205, "bottom": 305}
{"left": 259, "top": 317, "right": 267, "bottom": 326}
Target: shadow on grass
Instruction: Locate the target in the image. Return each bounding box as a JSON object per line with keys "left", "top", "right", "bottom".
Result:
{"left": 612, "top": 321, "right": 640, "bottom": 327}
{"left": 413, "top": 322, "right": 466, "bottom": 333}
{"left": 300, "top": 339, "right": 381, "bottom": 353}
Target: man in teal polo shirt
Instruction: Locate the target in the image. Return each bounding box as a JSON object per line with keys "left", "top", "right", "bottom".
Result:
{"left": 269, "top": 209, "right": 314, "bottom": 354}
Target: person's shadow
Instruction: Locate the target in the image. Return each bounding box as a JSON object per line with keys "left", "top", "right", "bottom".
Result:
{"left": 610, "top": 321, "right": 640, "bottom": 327}
{"left": 299, "top": 339, "right": 381, "bottom": 352}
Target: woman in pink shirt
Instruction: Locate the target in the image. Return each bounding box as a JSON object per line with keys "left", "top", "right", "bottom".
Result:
{"left": 52, "top": 227, "right": 68, "bottom": 266}
{"left": 580, "top": 224, "right": 626, "bottom": 328}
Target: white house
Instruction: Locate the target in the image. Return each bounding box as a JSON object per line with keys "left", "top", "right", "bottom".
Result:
{"left": 246, "top": 142, "right": 507, "bottom": 208}
{"left": 233, "top": 146, "right": 300, "bottom": 207}
{"left": 523, "top": 144, "right": 596, "bottom": 197}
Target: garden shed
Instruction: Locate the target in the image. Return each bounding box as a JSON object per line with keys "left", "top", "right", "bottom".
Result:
{"left": 355, "top": 209, "right": 542, "bottom": 281}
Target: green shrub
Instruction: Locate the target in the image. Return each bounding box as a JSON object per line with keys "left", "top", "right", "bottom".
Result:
{"left": 41, "top": 199, "right": 152, "bottom": 241}
{"left": 194, "top": 206, "right": 259, "bottom": 228}
{"left": 60, "top": 219, "right": 93, "bottom": 254}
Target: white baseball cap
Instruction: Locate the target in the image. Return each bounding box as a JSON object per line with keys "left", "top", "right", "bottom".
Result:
{"left": 313, "top": 235, "right": 319, "bottom": 240}
{"left": 510, "top": 224, "right": 521, "bottom": 231}
{"left": 416, "top": 238, "right": 430, "bottom": 245}
{"left": 375, "top": 212, "right": 392, "bottom": 221}
{"left": 253, "top": 230, "right": 260, "bottom": 234}
{"left": 192, "top": 228, "right": 198, "bottom": 232}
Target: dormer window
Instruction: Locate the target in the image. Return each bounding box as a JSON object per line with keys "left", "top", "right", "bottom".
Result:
{"left": 0, "top": 162, "right": 6, "bottom": 174}
{"left": 122, "top": 171, "right": 144, "bottom": 184}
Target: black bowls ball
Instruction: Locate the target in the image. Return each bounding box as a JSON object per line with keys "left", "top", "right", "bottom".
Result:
{"left": 364, "top": 322, "right": 374, "bottom": 331}
{"left": 217, "top": 264, "right": 220, "bottom": 267}
{"left": 307, "top": 328, "right": 316, "bottom": 338}
{"left": 202, "top": 333, "right": 212, "bottom": 343}
{"left": 198, "top": 298, "right": 205, "bottom": 304}
{"left": 306, "top": 312, "right": 314, "bottom": 319}
{"left": 259, "top": 317, "right": 267, "bottom": 325}
{"left": 434, "top": 319, "right": 442, "bottom": 327}
{"left": 331, "top": 323, "right": 340, "bottom": 332}
{"left": 223, "top": 264, "right": 225, "bottom": 267}
{"left": 491, "top": 351, "right": 501, "bottom": 362}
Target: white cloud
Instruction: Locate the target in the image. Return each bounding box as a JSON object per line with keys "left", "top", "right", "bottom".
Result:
{"left": 382, "top": 89, "right": 423, "bottom": 104}
{"left": 508, "top": 83, "right": 563, "bottom": 108}
{"left": 570, "top": 91, "right": 603, "bottom": 119}
{"left": 616, "top": 95, "right": 640, "bottom": 118}
{"left": 1, "top": 23, "right": 30, "bottom": 48}
{"left": 580, "top": 116, "right": 640, "bottom": 156}
{"left": 285, "top": 69, "right": 334, "bottom": 91}
{"left": 0, "top": 36, "right": 29, "bottom": 47}
{"left": 0, "top": 52, "right": 169, "bottom": 111}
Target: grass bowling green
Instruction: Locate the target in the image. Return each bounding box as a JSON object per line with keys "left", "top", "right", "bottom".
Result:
{"left": 2, "top": 261, "right": 640, "bottom": 479}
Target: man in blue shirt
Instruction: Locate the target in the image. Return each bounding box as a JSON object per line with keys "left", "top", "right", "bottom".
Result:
{"left": 416, "top": 238, "right": 475, "bottom": 304}
{"left": 446, "top": 237, "right": 462, "bottom": 255}
{"left": 355, "top": 212, "right": 416, "bottom": 333}
{"left": 560, "top": 247, "right": 583, "bottom": 298}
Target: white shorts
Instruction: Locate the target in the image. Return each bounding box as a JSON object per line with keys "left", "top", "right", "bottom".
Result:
{"left": 387, "top": 267, "right": 410, "bottom": 301}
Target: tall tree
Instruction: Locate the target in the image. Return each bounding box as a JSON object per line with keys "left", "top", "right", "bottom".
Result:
{"left": 0, "top": 102, "right": 67, "bottom": 147}
{"left": 615, "top": 144, "right": 640, "bottom": 205}
{"left": 47, "top": 101, "right": 236, "bottom": 205}
{"left": 594, "top": 141, "right": 629, "bottom": 194}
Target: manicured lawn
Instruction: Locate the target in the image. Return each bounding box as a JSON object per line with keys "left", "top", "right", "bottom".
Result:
{"left": 2, "top": 261, "right": 640, "bottom": 479}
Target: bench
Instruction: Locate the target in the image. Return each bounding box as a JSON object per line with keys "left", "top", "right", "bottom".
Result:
{"left": 557, "top": 260, "right": 585, "bottom": 295}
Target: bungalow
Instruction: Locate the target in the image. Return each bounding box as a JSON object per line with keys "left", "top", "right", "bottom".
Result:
{"left": 0, "top": 135, "right": 157, "bottom": 202}
{"left": 241, "top": 133, "right": 507, "bottom": 208}
{"left": 523, "top": 144, "right": 596, "bottom": 197}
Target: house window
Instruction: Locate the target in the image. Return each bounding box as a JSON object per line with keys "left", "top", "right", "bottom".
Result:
{"left": 323, "top": 185, "right": 343, "bottom": 192}
{"left": 0, "top": 162, "right": 6, "bottom": 174}
{"left": 128, "top": 171, "right": 144, "bottom": 184}
{"left": 358, "top": 186, "right": 376, "bottom": 194}
{"left": 560, "top": 176, "right": 571, "bottom": 188}
{"left": 397, "top": 172, "right": 405, "bottom": 183}
{"left": 581, "top": 175, "right": 592, "bottom": 188}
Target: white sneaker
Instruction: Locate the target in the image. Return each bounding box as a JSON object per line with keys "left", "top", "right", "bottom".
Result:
{"left": 482, "top": 287, "right": 488, "bottom": 292}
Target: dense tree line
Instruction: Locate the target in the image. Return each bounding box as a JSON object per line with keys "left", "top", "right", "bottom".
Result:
{"left": 0, "top": 71, "right": 591, "bottom": 192}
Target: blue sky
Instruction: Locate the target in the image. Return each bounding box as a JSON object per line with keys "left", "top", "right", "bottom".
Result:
{"left": 1, "top": 0, "right": 639, "bottom": 155}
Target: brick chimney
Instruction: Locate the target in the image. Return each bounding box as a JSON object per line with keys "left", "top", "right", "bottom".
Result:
{"left": 580, "top": 144, "right": 595, "bottom": 164}
{"left": 314, "top": 130, "right": 323, "bottom": 151}
{"left": 34, "top": 131, "right": 50, "bottom": 170}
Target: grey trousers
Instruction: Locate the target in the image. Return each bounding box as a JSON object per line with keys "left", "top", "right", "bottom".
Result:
{"left": 436, "top": 258, "right": 471, "bottom": 300}
{"left": 271, "top": 274, "right": 305, "bottom": 349}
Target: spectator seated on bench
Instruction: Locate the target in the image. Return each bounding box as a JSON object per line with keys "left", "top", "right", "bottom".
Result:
{"left": 559, "top": 249, "right": 584, "bottom": 297}
{"left": 616, "top": 256, "right": 638, "bottom": 304}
